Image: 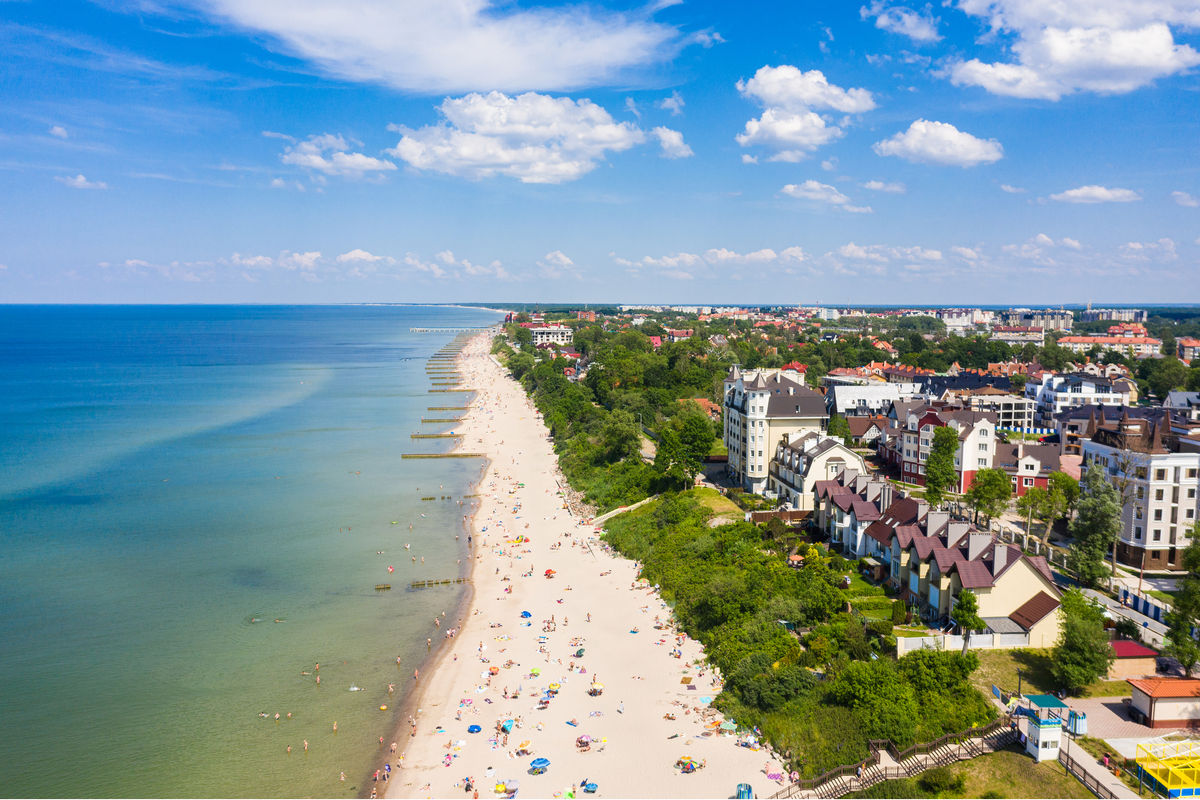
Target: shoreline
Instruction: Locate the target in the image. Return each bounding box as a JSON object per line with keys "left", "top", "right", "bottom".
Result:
{"left": 382, "top": 331, "right": 787, "bottom": 799}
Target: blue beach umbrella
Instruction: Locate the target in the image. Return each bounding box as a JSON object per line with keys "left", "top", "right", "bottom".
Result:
{"left": 468, "top": 724, "right": 482, "bottom": 733}
{"left": 520, "top": 611, "right": 532, "bottom": 618}
{"left": 530, "top": 757, "right": 550, "bottom": 772}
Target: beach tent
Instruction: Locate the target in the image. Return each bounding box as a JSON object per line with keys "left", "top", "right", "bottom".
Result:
{"left": 530, "top": 757, "right": 550, "bottom": 775}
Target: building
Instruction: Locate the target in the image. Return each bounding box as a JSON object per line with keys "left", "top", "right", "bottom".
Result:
{"left": 878, "top": 403, "right": 997, "bottom": 493}
{"left": 846, "top": 416, "right": 888, "bottom": 446}
{"left": 992, "top": 441, "right": 1060, "bottom": 497}
{"left": 1109, "top": 640, "right": 1159, "bottom": 680}
{"left": 768, "top": 433, "right": 868, "bottom": 510}
{"left": 826, "top": 383, "right": 913, "bottom": 416}
{"left": 990, "top": 326, "right": 1045, "bottom": 346}
{"left": 949, "top": 387, "right": 1036, "bottom": 431}
{"left": 1026, "top": 373, "right": 1133, "bottom": 426}
{"left": 1081, "top": 308, "right": 1147, "bottom": 323}
{"left": 1128, "top": 679, "right": 1200, "bottom": 729}
{"left": 575, "top": 310, "right": 597, "bottom": 322}
{"left": 666, "top": 328, "right": 694, "bottom": 343}
{"left": 1165, "top": 392, "right": 1200, "bottom": 412}
{"left": 1080, "top": 409, "right": 1200, "bottom": 571}
{"left": 723, "top": 366, "right": 828, "bottom": 493}
{"left": 1179, "top": 337, "right": 1200, "bottom": 364}
{"left": 1023, "top": 695, "right": 1069, "bottom": 762}
{"left": 1058, "top": 333, "right": 1162, "bottom": 359}
{"left": 529, "top": 325, "right": 573, "bottom": 346}
{"left": 1000, "top": 308, "right": 1073, "bottom": 331}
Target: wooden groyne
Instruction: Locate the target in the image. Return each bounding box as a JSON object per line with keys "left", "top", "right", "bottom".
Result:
{"left": 410, "top": 577, "right": 470, "bottom": 588}
{"left": 429, "top": 388, "right": 473, "bottom": 393}
{"left": 428, "top": 406, "right": 470, "bottom": 411}
{"left": 422, "top": 418, "right": 465, "bottom": 423}
{"left": 401, "top": 453, "right": 484, "bottom": 459}
{"left": 411, "top": 433, "right": 462, "bottom": 439}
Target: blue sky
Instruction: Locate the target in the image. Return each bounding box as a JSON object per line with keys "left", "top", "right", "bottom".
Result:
{"left": 2, "top": 0, "right": 1198, "bottom": 304}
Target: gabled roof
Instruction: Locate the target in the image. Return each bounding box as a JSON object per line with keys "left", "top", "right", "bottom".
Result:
{"left": 1127, "top": 678, "right": 1200, "bottom": 699}
{"left": 832, "top": 493, "right": 857, "bottom": 511}
{"left": 1025, "top": 555, "right": 1055, "bottom": 586}
{"left": 850, "top": 500, "right": 881, "bottom": 522}
{"left": 893, "top": 524, "right": 923, "bottom": 548}
{"left": 1009, "top": 591, "right": 1060, "bottom": 630}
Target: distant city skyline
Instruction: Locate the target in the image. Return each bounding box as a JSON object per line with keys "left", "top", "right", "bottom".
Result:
{"left": 1, "top": 1, "right": 1198, "bottom": 303}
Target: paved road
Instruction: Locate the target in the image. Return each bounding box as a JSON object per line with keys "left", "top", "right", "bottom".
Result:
{"left": 1082, "top": 588, "right": 1168, "bottom": 647}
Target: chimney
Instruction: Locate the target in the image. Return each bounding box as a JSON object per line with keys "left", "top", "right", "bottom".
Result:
{"left": 967, "top": 531, "right": 990, "bottom": 561}
{"left": 992, "top": 544, "right": 1009, "bottom": 575}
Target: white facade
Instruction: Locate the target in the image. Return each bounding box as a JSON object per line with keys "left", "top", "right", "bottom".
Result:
{"left": 723, "top": 368, "right": 826, "bottom": 494}
{"left": 768, "top": 435, "right": 867, "bottom": 510}
{"left": 965, "top": 393, "right": 1036, "bottom": 431}
{"left": 1025, "top": 374, "right": 1132, "bottom": 426}
{"left": 529, "top": 325, "right": 573, "bottom": 346}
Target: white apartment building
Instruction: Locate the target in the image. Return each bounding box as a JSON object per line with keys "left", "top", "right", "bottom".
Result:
{"left": 529, "top": 325, "right": 573, "bottom": 346}
{"left": 1025, "top": 373, "right": 1132, "bottom": 426}
{"left": 723, "top": 366, "right": 828, "bottom": 493}
{"left": 768, "top": 433, "right": 867, "bottom": 510}
{"left": 960, "top": 389, "right": 1036, "bottom": 431}
{"left": 886, "top": 405, "right": 997, "bottom": 492}
{"left": 1057, "top": 335, "right": 1162, "bottom": 359}
{"left": 1081, "top": 412, "right": 1200, "bottom": 571}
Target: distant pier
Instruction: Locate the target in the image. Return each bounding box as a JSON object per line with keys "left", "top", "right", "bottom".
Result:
{"left": 410, "top": 327, "right": 490, "bottom": 333}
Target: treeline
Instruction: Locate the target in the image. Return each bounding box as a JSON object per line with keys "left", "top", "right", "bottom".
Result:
{"left": 604, "top": 492, "right": 995, "bottom": 776}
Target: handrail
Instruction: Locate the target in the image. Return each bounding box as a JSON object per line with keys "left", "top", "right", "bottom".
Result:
{"left": 770, "top": 716, "right": 1014, "bottom": 799}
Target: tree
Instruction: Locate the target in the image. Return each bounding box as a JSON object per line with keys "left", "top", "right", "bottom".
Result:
{"left": 1048, "top": 472, "right": 1080, "bottom": 521}
{"left": 1016, "top": 486, "right": 1049, "bottom": 538}
{"left": 1067, "top": 464, "right": 1122, "bottom": 587}
{"left": 1164, "top": 530, "right": 1200, "bottom": 677}
{"left": 513, "top": 326, "right": 533, "bottom": 349}
{"left": 1051, "top": 589, "right": 1115, "bottom": 694}
{"left": 923, "top": 426, "right": 960, "bottom": 508}
{"left": 964, "top": 468, "right": 1012, "bottom": 524}
{"left": 827, "top": 413, "right": 853, "bottom": 447}
{"left": 599, "top": 409, "right": 640, "bottom": 462}
{"left": 953, "top": 590, "right": 985, "bottom": 654}
{"left": 1148, "top": 357, "right": 1189, "bottom": 399}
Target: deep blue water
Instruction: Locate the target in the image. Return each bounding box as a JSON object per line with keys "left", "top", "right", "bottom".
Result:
{"left": 0, "top": 305, "right": 501, "bottom": 797}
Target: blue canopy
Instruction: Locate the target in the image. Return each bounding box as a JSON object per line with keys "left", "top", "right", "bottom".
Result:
{"left": 520, "top": 611, "right": 532, "bottom": 618}
{"left": 467, "top": 725, "right": 482, "bottom": 733}
{"left": 530, "top": 757, "right": 550, "bottom": 768}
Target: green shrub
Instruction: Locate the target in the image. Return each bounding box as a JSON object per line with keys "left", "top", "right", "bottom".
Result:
{"left": 918, "top": 766, "right": 965, "bottom": 795}
{"left": 891, "top": 601, "right": 906, "bottom": 625}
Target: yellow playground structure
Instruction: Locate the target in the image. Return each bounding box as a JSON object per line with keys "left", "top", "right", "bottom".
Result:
{"left": 1136, "top": 741, "right": 1200, "bottom": 798}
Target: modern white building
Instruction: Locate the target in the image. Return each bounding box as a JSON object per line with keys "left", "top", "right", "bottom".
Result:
{"left": 767, "top": 433, "right": 867, "bottom": 510}
{"left": 529, "top": 325, "right": 573, "bottom": 346}
{"left": 1025, "top": 373, "right": 1133, "bottom": 426}
{"left": 723, "top": 366, "right": 828, "bottom": 493}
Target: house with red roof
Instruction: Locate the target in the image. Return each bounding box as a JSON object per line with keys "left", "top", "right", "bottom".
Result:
{"left": 1109, "top": 640, "right": 1159, "bottom": 680}
{"left": 1128, "top": 678, "right": 1200, "bottom": 728}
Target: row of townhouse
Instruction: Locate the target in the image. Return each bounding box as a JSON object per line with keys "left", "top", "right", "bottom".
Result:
{"left": 878, "top": 402, "right": 998, "bottom": 492}
{"left": 813, "top": 469, "right": 1063, "bottom": 646}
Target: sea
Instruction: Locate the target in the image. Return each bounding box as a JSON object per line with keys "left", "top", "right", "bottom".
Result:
{"left": 0, "top": 305, "right": 503, "bottom": 798}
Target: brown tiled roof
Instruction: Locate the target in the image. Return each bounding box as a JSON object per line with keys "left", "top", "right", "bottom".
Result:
{"left": 1010, "top": 591, "right": 1060, "bottom": 630}
{"left": 865, "top": 520, "right": 893, "bottom": 545}
{"left": 1127, "top": 678, "right": 1200, "bottom": 699}
{"left": 952, "top": 558, "right": 995, "bottom": 589}
{"left": 833, "top": 494, "right": 857, "bottom": 511}
{"left": 846, "top": 416, "right": 887, "bottom": 437}
{"left": 1025, "top": 555, "right": 1055, "bottom": 585}
{"left": 850, "top": 500, "right": 881, "bottom": 522}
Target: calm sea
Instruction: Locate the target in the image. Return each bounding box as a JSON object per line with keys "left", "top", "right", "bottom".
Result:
{"left": 0, "top": 305, "right": 501, "bottom": 798}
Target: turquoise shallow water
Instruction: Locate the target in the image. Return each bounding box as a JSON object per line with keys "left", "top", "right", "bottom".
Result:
{"left": 0, "top": 305, "right": 501, "bottom": 798}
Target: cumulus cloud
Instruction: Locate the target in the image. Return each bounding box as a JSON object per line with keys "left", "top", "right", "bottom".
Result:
{"left": 952, "top": 246, "right": 981, "bottom": 260}
{"left": 336, "top": 248, "right": 386, "bottom": 263}
{"left": 873, "top": 119, "right": 1003, "bottom": 167}
{"left": 281, "top": 134, "right": 396, "bottom": 177}
{"left": 735, "top": 65, "right": 874, "bottom": 161}
{"left": 948, "top": 1, "right": 1200, "bottom": 100}
{"left": 614, "top": 245, "right": 807, "bottom": 280}
{"left": 651, "top": 126, "right": 693, "bottom": 158}
{"left": 230, "top": 253, "right": 273, "bottom": 268}
{"left": 278, "top": 251, "right": 323, "bottom": 271}
{"left": 860, "top": 2, "right": 941, "bottom": 42}
{"left": 387, "top": 91, "right": 646, "bottom": 183}
{"left": 658, "top": 91, "right": 684, "bottom": 116}
{"left": 863, "top": 179, "right": 906, "bottom": 193}
{"left": 1000, "top": 183, "right": 1026, "bottom": 193}
{"left": 1049, "top": 185, "right": 1141, "bottom": 203}
{"left": 781, "top": 180, "right": 874, "bottom": 213}
{"left": 1172, "top": 190, "right": 1199, "bottom": 207}
{"left": 1120, "top": 237, "right": 1178, "bottom": 261}
{"left": 405, "top": 249, "right": 512, "bottom": 281}
{"left": 49, "top": 125, "right": 68, "bottom": 139}
{"left": 187, "top": 0, "right": 680, "bottom": 94}
{"left": 55, "top": 173, "right": 107, "bottom": 189}
{"left": 537, "top": 249, "right": 576, "bottom": 278}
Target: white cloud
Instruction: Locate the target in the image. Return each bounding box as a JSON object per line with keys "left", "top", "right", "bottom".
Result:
{"left": 863, "top": 179, "right": 906, "bottom": 193}
{"left": 1061, "top": 237, "right": 1082, "bottom": 250}
{"left": 821, "top": 157, "right": 838, "bottom": 171}
{"left": 435, "top": 250, "right": 456, "bottom": 265}
{"left": 951, "top": 246, "right": 980, "bottom": 260}
{"left": 55, "top": 173, "right": 108, "bottom": 189}
{"left": 741, "top": 154, "right": 758, "bottom": 164}
{"left": 190, "top": 0, "right": 679, "bottom": 94}
{"left": 872, "top": 119, "right": 1003, "bottom": 167}
{"left": 336, "top": 248, "right": 386, "bottom": 263}
{"left": 49, "top": 125, "right": 68, "bottom": 139}
{"left": 737, "top": 65, "right": 877, "bottom": 113}
{"left": 388, "top": 91, "right": 646, "bottom": 183}
{"left": 537, "top": 249, "right": 576, "bottom": 278}
{"left": 1049, "top": 185, "right": 1141, "bottom": 203}
{"left": 1172, "top": 190, "right": 1199, "bottom": 207}
{"left": 1000, "top": 183, "right": 1026, "bottom": 193}
{"left": 835, "top": 242, "right": 942, "bottom": 262}
{"left": 405, "top": 253, "right": 447, "bottom": 279}
{"left": 230, "top": 253, "right": 273, "bottom": 268}
{"left": 541, "top": 250, "right": 573, "bottom": 267}
{"left": 281, "top": 134, "right": 396, "bottom": 177}
{"left": 278, "top": 251, "right": 323, "bottom": 271}
{"left": 1120, "top": 237, "right": 1178, "bottom": 261}
{"left": 658, "top": 91, "right": 684, "bottom": 116}
{"left": 614, "top": 246, "right": 807, "bottom": 279}
{"left": 651, "top": 126, "right": 693, "bottom": 158}
{"left": 624, "top": 97, "right": 641, "bottom": 119}
{"left": 782, "top": 180, "right": 873, "bottom": 213}
{"left": 948, "top": 2, "right": 1200, "bottom": 100}
{"left": 735, "top": 65, "right": 874, "bottom": 161}
{"left": 860, "top": 2, "right": 941, "bottom": 42}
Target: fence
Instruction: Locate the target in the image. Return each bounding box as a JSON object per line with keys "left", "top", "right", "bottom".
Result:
{"left": 1059, "top": 748, "right": 1120, "bottom": 799}
{"left": 896, "top": 631, "right": 1031, "bottom": 655}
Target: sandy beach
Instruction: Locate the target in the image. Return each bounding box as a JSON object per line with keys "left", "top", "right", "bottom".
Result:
{"left": 381, "top": 332, "right": 787, "bottom": 799}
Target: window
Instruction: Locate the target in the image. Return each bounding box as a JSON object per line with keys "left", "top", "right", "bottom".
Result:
{"left": 1154, "top": 509, "right": 1163, "bottom": 521}
{"left": 1024, "top": 478, "right": 1034, "bottom": 487}
{"left": 978, "top": 458, "right": 988, "bottom": 467}
{"left": 1156, "top": 489, "right": 1165, "bottom": 501}
{"left": 979, "top": 443, "right": 988, "bottom": 451}
{"left": 1156, "top": 469, "right": 1167, "bottom": 481}
{"left": 1135, "top": 527, "right": 1142, "bottom": 540}
{"left": 1153, "top": 530, "right": 1162, "bottom": 542}
{"left": 1188, "top": 468, "right": 1198, "bottom": 479}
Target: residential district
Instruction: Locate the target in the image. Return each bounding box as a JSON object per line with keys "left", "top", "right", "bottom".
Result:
{"left": 493, "top": 303, "right": 1200, "bottom": 799}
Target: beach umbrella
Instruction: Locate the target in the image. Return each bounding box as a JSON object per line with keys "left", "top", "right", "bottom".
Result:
{"left": 468, "top": 725, "right": 482, "bottom": 733}
{"left": 548, "top": 682, "right": 561, "bottom": 691}
{"left": 520, "top": 611, "right": 532, "bottom": 618}
{"left": 531, "top": 668, "right": 541, "bottom": 676}
{"left": 720, "top": 721, "right": 736, "bottom": 731}
{"left": 530, "top": 757, "right": 550, "bottom": 770}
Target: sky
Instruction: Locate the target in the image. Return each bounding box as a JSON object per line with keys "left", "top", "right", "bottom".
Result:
{"left": 1, "top": 0, "right": 1199, "bottom": 305}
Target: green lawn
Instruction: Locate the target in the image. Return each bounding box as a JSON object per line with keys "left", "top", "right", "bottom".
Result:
{"left": 1146, "top": 589, "right": 1177, "bottom": 605}
{"left": 689, "top": 487, "right": 741, "bottom": 520}
{"left": 708, "top": 438, "right": 728, "bottom": 456}
{"left": 970, "top": 649, "right": 1132, "bottom": 699}
{"left": 849, "top": 746, "right": 1092, "bottom": 798}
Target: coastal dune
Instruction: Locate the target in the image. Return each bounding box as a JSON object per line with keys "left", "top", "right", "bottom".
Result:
{"left": 386, "top": 333, "right": 786, "bottom": 799}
